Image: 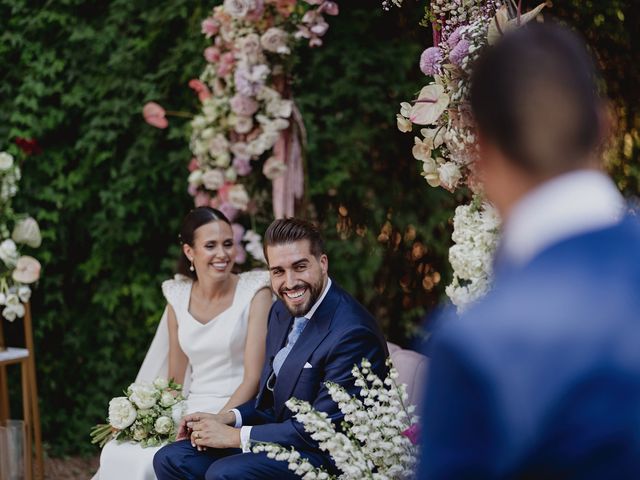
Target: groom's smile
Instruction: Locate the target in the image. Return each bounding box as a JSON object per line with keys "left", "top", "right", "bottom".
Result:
{"left": 267, "top": 240, "right": 328, "bottom": 317}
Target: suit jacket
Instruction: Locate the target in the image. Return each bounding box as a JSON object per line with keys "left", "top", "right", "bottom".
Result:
{"left": 420, "top": 217, "right": 640, "bottom": 479}
{"left": 236, "top": 281, "right": 388, "bottom": 453}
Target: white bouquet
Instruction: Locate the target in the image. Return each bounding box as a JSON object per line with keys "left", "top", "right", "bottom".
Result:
{"left": 252, "top": 358, "right": 420, "bottom": 479}
{"left": 91, "top": 377, "right": 185, "bottom": 448}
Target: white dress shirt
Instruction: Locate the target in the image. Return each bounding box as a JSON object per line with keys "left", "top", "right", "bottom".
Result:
{"left": 500, "top": 169, "right": 625, "bottom": 267}
{"left": 232, "top": 277, "right": 333, "bottom": 452}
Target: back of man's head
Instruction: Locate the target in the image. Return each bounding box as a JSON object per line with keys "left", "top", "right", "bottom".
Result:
{"left": 471, "top": 22, "right": 603, "bottom": 177}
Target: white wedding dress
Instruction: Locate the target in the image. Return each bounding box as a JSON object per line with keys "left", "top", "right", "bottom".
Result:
{"left": 94, "top": 270, "right": 270, "bottom": 480}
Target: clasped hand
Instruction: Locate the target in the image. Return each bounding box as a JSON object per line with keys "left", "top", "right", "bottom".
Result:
{"left": 176, "top": 411, "right": 240, "bottom": 451}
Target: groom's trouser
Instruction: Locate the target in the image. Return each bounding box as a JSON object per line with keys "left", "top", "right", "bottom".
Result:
{"left": 153, "top": 439, "right": 329, "bottom": 480}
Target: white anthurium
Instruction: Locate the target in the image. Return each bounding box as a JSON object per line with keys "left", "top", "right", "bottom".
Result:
{"left": 409, "top": 84, "right": 449, "bottom": 125}
{"left": 12, "top": 217, "right": 42, "bottom": 248}
{"left": 488, "top": 3, "right": 546, "bottom": 45}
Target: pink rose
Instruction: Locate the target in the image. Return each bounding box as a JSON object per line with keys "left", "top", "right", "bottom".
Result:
{"left": 194, "top": 191, "right": 212, "bottom": 207}
{"left": 230, "top": 94, "right": 259, "bottom": 116}
{"left": 201, "top": 18, "right": 219, "bottom": 38}
{"left": 188, "top": 158, "right": 200, "bottom": 172}
{"left": 188, "top": 79, "right": 211, "bottom": 102}
{"left": 232, "top": 223, "right": 247, "bottom": 264}
{"left": 204, "top": 46, "right": 221, "bottom": 63}
{"left": 142, "top": 102, "right": 168, "bottom": 129}
{"left": 217, "top": 52, "right": 235, "bottom": 77}
{"left": 319, "top": 1, "right": 339, "bottom": 15}
{"left": 217, "top": 200, "right": 239, "bottom": 222}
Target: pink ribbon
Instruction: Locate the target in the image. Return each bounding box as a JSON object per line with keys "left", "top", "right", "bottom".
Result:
{"left": 272, "top": 102, "right": 306, "bottom": 219}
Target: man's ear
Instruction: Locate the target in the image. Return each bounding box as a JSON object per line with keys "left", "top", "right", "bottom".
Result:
{"left": 319, "top": 254, "right": 329, "bottom": 276}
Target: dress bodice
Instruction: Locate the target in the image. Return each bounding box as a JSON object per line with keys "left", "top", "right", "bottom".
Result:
{"left": 161, "top": 271, "right": 270, "bottom": 404}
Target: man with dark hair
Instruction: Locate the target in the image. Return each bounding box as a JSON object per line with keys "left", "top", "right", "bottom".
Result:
{"left": 420, "top": 23, "right": 640, "bottom": 478}
{"left": 154, "top": 218, "right": 388, "bottom": 479}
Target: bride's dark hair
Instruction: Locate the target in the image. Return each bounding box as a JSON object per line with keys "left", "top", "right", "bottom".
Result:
{"left": 177, "top": 207, "right": 231, "bottom": 280}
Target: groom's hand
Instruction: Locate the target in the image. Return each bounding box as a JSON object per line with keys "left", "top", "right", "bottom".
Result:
{"left": 189, "top": 414, "right": 241, "bottom": 450}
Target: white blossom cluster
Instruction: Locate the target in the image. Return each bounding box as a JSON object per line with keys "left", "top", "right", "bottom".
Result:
{"left": 90, "top": 377, "right": 185, "bottom": 448}
{"left": 445, "top": 201, "right": 500, "bottom": 312}
{"left": 252, "top": 358, "right": 420, "bottom": 479}
{"left": 0, "top": 151, "right": 42, "bottom": 321}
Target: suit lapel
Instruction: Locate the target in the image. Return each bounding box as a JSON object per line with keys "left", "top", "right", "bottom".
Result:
{"left": 273, "top": 284, "right": 340, "bottom": 419}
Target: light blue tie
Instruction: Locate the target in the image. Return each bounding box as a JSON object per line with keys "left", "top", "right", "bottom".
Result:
{"left": 272, "top": 317, "right": 308, "bottom": 377}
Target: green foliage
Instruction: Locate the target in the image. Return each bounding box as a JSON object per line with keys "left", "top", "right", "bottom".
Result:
{"left": 1, "top": 0, "right": 209, "bottom": 456}
{"left": 0, "top": 0, "right": 637, "bottom": 457}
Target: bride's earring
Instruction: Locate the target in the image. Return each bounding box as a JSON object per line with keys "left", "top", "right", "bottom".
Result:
{"left": 189, "top": 259, "right": 195, "bottom": 272}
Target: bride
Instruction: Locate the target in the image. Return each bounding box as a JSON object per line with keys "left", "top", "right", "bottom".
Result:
{"left": 95, "top": 207, "right": 272, "bottom": 479}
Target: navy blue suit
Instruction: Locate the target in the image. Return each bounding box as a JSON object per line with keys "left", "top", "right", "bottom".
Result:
{"left": 155, "top": 281, "right": 387, "bottom": 479}
{"left": 420, "top": 217, "right": 640, "bottom": 479}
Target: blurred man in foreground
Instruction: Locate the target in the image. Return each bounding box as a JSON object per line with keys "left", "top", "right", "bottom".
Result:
{"left": 420, "top": 23, "right": 640, "bottom": 479}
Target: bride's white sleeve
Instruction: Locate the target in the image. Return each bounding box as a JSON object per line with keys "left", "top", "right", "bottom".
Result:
{"left": 135, "top": 277, "right": 192, "bottom": 393}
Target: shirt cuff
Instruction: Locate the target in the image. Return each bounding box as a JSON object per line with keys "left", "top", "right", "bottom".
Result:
{"left": 229, "top": 409, "right": 242, "bottom": 428}
{"left": 240, "top": 426, "right": 252, "bottom": 453}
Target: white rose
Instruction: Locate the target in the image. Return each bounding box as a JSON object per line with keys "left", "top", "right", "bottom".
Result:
{"left": 438, "top": 162, "right": 462, "bottom": 191}
{"left": 153, "top": 377, "right": 169, "bottom": 390}
{"left": 202, "top": 169, "right": 225, "bottom": 191}
{"left": 262, "top": 156, "right": 287, "bottom": 180}
{"left": 228, "top": 184, "right": 250, "bottom": 210}
{"left": 214, "top": 151, "right": 231, "bottom": 168}
{"left": 237, "top": 33, "right": 262, "bottom": 61}
{"left": 208, "top": 134, "right": 229, "bottom": 157}
{"left": 0, "top": 152, "right": 14, "bottom": 171}
{"left": 0, "top": 293, "right": 5, "bottom": 305}
{"left": 12, "top": 217, "right": 42, "bottom": 248}
{"left": 234, "top": 115, "right": 254, "bottom": 135}
{"left": 154, "top": 416, "right": 173, "bottom": 435}
{"left": 128, "top": 383, "right": 158, "bottom": 410}
{"left": 266, "top": 99, "right": 293, "bottom": 118}
{"left": 159, "top": 391, "right": 177, "bottom": 408}
{"left": 260, "top": 28, "right": 290, "bottom": 54}
{"left": 225, "top": 167, "right": 238, "bottom": 182}
{"left": 0, "top": 239, "right": 19, "bottom": 267}
{"left": 108, "top": 397, "right": 137, "bottom": 430}
{"left": 223, "top": 0, "right": 254, "bottom": 18}
{"left": 188, "top": 170, "right": 204, "bottom": 187}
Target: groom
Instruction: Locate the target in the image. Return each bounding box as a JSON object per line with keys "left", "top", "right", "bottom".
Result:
{"left": 154, "top": 218, "right": 387, "bottom": 479}
{"left": 420, "top": 23, "right": 640, "bottom": 478}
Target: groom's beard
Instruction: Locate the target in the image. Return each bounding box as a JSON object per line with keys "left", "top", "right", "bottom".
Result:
{"left": 278, "top": 277, "right": 325, "bottom": 317}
